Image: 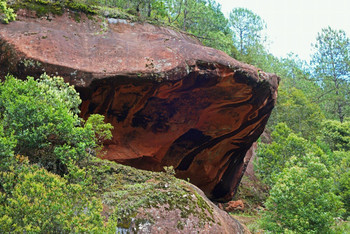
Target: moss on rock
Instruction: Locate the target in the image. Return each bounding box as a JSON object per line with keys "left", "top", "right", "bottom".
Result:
{"left": 10, "top": 0, "right": 97, "bottom": 18}
{"left": 81, "top": 158, "right": 216, "bottom": 231}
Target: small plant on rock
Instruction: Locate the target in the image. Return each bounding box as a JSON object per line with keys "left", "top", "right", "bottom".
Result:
{"left": 0, "top": 0, "right": 16, "bottom": 23}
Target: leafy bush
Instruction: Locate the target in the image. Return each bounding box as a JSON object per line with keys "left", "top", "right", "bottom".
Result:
{"left": 321, "top": 120, "right": 350, "bottom": 151}
{"left": 85, "top": 114, "right": 113, "bottom": 153}
{"left": 261, "top": 156, "right": 344, "bottom": 233}
{"left": 0, "top": 124, "right": 16, "bottom": 170}
{"left": 0, "top": 0, "right": 16, "bottom": 23}
{"left": 0, "top": 159, "right": 117, "bottom": 232}
{"left": 257, "top": 122, "right": 350, "bottom": 231}
{"left": 0, "top": 74, "right": 118, "bottom": 231}
{"left": 0, "top": 74, "right": 95, "bottom": 174}
{"left": 332, "top": 151, "right": 350, "bottom": 219}
{"left": 0, "top": 74, "right": 112, "bottom": 174}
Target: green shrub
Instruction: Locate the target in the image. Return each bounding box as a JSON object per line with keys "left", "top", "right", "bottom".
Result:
{"left": 261, "top": 156, "right": 344, "bottom": 233}
{"left": 0, "top": 0, "right": 16, "bottom": 23}
{"left": 85, "top": 114, "right": 113, "bottom": 151}
{"left": 0, "top": 160, "right": 117, "bottom": 232}
{"left": 0, "top": 74, "right": 118, "bottom": 231}
{"left": 0, "top": 74, "right": 112, "bottom": 175}
{"left": 65, "top": 0, "right": 97, "bottom": 15}
{"left": 321, "top": 120, "right": 350, "bottom": 151}
{"left": 0, "top": 74, "right": 93, "bottom": 174}
{"left": 332, "top": 151, "right": 350, "bottom": 219}
{"left": 0, "top": 124, "right": 16, "bottom": 169}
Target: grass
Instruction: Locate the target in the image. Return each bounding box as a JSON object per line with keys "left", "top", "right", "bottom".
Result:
{"left": 231, "top": 213, "right": 263, "bottom": 234}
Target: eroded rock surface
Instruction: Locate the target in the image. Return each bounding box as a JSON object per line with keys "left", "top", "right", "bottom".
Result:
{"left": 129, "top": 184, "right": 249, "bottom": 234}
{"left": 85, "top": 158, "right": 250, "bottom": 234}
{"left": 0, "top": 10, "right": 279, "bottom": 201}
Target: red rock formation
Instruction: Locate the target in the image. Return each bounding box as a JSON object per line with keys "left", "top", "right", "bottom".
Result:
{"left": 225, "top": 200, "right": 245, "bottom": 212}
{"left": 0, "top": 10, "right": 279, "bottom": 201}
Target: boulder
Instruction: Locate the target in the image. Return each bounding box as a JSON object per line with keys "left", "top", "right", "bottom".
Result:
{"left": 85, "top": 158, "right": 251, "bottom": 234}
{"left": 0, "top": 10, "right": 279, "bottom": 201}
{"left": 225, "top": 200, "right": 245, "bottom": 212}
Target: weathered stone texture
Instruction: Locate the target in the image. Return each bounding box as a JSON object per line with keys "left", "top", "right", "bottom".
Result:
{"left": 0, "top": 10, "right": 279, "bottom": 201}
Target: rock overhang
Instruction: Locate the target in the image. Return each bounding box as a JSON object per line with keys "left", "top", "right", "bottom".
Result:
{"left": 0, "top": 10, "right": 279, "bottom": 201}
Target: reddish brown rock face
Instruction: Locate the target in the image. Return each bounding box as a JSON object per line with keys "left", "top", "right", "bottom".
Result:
{"left": 0, "top": 11, "right": 279, "bottom": 201}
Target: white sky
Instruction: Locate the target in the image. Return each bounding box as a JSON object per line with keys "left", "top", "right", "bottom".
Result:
{"left": 216, "top": 0, "right": 350, "bottom": 62}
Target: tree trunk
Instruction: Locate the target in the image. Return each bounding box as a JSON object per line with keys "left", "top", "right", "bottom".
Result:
{"left": 239, "top": 30, "right": 243, "bottom": 54}
{"left": 338, "top": 103, "right": 344, "bottom": 123}
{"left": 183, "top": 0, "right": 187, "bottom": 31}
{"left": 147, "top": 1, "right": 151, "bottom": 17}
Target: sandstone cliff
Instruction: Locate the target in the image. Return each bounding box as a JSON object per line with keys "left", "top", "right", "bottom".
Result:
{"left": 0, "top": 10, "right": 279, "bottom": 201}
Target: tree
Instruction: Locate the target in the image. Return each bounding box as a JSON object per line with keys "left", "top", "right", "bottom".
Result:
{"left": 162, "top": 0, "right": 235, "bottom": 55}
{"left": 311, "top": 27, "right": 350, "bottom": 122}
{"left": 255, "top": 123, "right": 323, "bottom": 186}
{"left": 321, "top": 120, "right": 350, "bottom": 151}
{"left": 228, "top": 8, "right": 266, "bottom": 57}
{"left": 184, "top": 0, "right": 234, "bottom": 55}
{"left": 261, "top": 156, "right": 344, "bottom": 233}
{"left": 268, "top": 87, "right": 324, "bottom": 140}
{"left": 331, "top": 151, "right": 350, "bottom": 219}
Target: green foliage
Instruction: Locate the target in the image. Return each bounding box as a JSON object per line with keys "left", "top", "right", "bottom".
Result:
{"left": 311, "top": 27, "right": 350, "bottom": 122}
{"left": 0, "top": 159, "right": 117, "bottom": 232}
{"left": 0, "top": 74, "right": 108, "bottom": 174}
{"left": 256, "top": 122, "right": 350, "bottom": 231}
{"left": 0, "top": 74, "right": 118, "bottom": 231}
{"left": 0, "top": 0, "right": 16, "bottom": 23}
{"left": 0, "top": 124, "right": 16, "bottom": 168}
{"left": 277, "top": 53, "right": 316, "bottom": 93}
{"left": 65, "top": 0, "right": 97, "bottom": 15}
{"left": 11, "top": 0, "right": 97, "bottom": 18}
{"left": 256, "top": 123, "right": 323, "bottom": 186}
{"left": 269, "top": 87, "right": 324, "bottom": 140}
{"left": 86, "top": 114, "right": 113, "bottom": 146}
{"left": 229, "top": 8, "right": 266, "bottom": 56}
{"left": 12, "top": 0, "right": 63, "bottom": 17}
{"left": 261, "top": 157, "right": 344, "bottom": 233}
{"left": 331, "top": 151, "right": 350, "bottom": 219}
{"left": 321, "top": 120, "right": 350, "bottom": 151}
{"left": 177, "top": 0, "right": 234, "bottom": 55}
{"left": 97, "top": 5, "right": 136, "bottom": 20}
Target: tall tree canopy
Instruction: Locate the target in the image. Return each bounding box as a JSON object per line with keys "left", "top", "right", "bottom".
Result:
{"left": 228, "top": 7, "right": 266, "bottom": 58}
{"left": 311, "top": 27, "right": 350, "bottom": 122}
